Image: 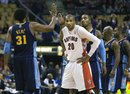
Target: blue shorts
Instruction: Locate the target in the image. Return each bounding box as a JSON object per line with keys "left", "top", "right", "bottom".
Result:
{"left": 117, "top": 64, "right": 127, "bottom": 90}
{"left": 13, "top": 56, "right": 41, "bottom": 91}
{"left": 90, "top": 61, "right": 102, "bottom": 90}
{"left": 102, "top": 65, "right": 119, "bottom": 93}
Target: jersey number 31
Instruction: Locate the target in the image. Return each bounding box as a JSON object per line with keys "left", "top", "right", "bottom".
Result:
{"left": 16, "top": 35, "right": 27, "bottom": 45}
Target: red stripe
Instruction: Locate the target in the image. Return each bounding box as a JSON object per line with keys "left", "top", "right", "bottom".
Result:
{"left": 82, "top": 50, "right": 95, "bottom": 90}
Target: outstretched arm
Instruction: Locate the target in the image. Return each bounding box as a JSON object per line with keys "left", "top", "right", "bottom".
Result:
{"left": 30, "top": 3, "right": 57, "bottom": 33}
{"left": 4, "top": 26, "right": 12, "bottom": 71}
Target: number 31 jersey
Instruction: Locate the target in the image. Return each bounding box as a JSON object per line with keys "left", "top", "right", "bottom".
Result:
{"left": 62, "top": 25, "right": 84, "bottom": 62}
{"left": 11, "top": 22, "right": 36, "bottom": 57}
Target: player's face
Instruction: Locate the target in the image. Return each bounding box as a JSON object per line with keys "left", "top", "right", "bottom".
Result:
{"left": 114, "top": 28, "right": 120, "bottom": 38}
{"left": 65, "top": 16, "right": 75, "bottom": 31}
{"left": 81, "top": 15, "right": 90, "bottom": 27}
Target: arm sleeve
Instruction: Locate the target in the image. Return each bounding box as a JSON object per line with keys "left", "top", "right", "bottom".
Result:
{"left": 98, "top": 39, "right": 106, "bottom": 63}
{"left": 3, "top": 42, "right": 11, "bottom": 54}
{"left": 78, "top": 26, "right": 100, "bottom": 57}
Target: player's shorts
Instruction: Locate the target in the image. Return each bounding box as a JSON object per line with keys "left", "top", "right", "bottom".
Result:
{"left": 116, "top": 64, "right": 127, "bottom": 90}
{"left": 102, "top": 65, "right": 118, "bottom": 93}
{"left": 90, "top": 60, "right": 102, "bottom": 90}
{"left": 61, "top": 50, "right": 95, "bottom": 91}
{"left": 13, "top": 56, "right": 41, "bottom": 91}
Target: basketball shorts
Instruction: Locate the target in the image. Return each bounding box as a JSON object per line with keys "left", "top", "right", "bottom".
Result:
{"left": 13, "top": 56, "right": 41, "bottom": 91}
{"left": 61, "top": 51, "right": 95, "bottom": 91}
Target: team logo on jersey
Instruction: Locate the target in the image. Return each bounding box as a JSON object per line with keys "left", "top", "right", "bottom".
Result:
{"left": 88, "top": 79, "right": 92, "bottom": 85}
{"left": 64, "top": 36, "right": 78, "bottom": 43}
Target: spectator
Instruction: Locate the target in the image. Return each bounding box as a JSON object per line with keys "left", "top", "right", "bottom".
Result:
{"left": 43, "top": 73, "right": 58, "bottom": 94}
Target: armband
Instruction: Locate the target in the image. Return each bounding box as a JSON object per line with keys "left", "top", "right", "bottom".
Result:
{"left": 3, "top": 42, "right": 11, "bottom": 54}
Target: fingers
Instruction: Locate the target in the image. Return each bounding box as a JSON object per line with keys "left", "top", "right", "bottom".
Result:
{"left": 77, "top": 58, "right": 82, "bottom": 63}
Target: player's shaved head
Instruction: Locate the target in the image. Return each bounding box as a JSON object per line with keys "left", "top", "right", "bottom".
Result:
{"left": 65, "top": 14, "right": 75, "bottom": 21}
{"left": 81, "top": 14, "right": 89, "bottom": 19}
{"left": 65, "top": 14, "right": 75, "bottom": 31}
{"left": 103, "top": 26, "right": 113, "bottom": 34}
{"left": 103, "top": 26, "right": 113, "bottom": 41}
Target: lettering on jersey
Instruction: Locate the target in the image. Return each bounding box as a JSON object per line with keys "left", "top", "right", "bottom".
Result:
{"left": 64, "top": 36, "right": 78, "bottom": 43}
{"left": 16, "top": 29, "right": 25, "bottom": 34}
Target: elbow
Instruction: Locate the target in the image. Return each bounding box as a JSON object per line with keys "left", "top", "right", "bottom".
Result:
{"left": 97, "top": 39, "right": 101, "bottom": 47}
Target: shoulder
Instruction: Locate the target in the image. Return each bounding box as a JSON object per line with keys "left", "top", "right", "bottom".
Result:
{"left": 96, "top": 30, "right": 102, "bottom": 39}
{"left": 61, "top": 26, "right": 67, "bottom": 32}
{"left": 76, "top": 25, "right": 88, "bottom": 33}
{"left": 112, "top": 39, "right": 120, "bottom": 48}
{"left": 123, "top": 39, "right": 130, "bottom": 47}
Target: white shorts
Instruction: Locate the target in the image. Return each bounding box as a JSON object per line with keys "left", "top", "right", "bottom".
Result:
{"left": 61, "top": 61, "right": 94, "bottom": 91}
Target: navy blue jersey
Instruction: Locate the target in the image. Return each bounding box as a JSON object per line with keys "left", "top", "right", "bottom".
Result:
{"left": 119, "top": 39, "right": 128, "bottom": 64}
{"left": 87, "top": 29, "right": 98, "bottom": 62}
{"left": 105, "top": 39, "right": 115, "bottom": 66}
{"left": 11, "top": 22, "right": 36, "bottom": 57}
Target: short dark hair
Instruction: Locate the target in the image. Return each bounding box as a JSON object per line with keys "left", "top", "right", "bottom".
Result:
{"left": 14, "top": 8, "right": 27, "bottom": 22}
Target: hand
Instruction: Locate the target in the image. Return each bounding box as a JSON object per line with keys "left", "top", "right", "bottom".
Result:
{"left": 58, "top": 13, "right": 65, "bottom": 25}
{"left": 49, "top": 3, "right": 57, "bottom": 17}
{"left": 124, "top": 69, "right": 129, "bottom": 77}
{"left": 77, "top": 54, "right": 90, "bottom": 64}
{"left": 101, "top": 63, "right": 107, "bottom": 76}
{"left": 109, "top": 69, "right": 115, "bottom": 78}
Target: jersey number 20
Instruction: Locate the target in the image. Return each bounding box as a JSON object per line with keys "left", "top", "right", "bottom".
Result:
{"left": 16, "top": 35, "right": 27, "bottom": 45}
{"left": 68, "top": 43, "right": 74, "bottom": 50}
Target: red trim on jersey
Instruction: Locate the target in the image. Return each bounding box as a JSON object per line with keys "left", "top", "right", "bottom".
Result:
{"left": 82, "top": 50, "right": 95, "bottom": 90}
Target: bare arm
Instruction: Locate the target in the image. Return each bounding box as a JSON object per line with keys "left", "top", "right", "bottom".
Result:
{"left": 123, "top": 40, "right": 130, "bottom": 69}
{"left": 112, "top": 41, "right": 120, "bottom": 71}
{"left": 60, "top": 31, "right": 66, "bottom": 55}
{"left": 4, "top": 27, "right": 12, "bottom": 70}
{"left": 30, "top": 3, "right": 57, "bottom": 33}
{"left": 30, "top": 16, "right": 56, "bottom": 33}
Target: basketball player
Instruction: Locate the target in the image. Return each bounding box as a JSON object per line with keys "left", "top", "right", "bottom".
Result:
{"left": 59, "top": 14, "right": 100, "bottom": 94}
{"left": 102, "top": 26, "right": 120, "bottom": 94}
{"left": 81, "top": 14, "right": 107, "bottom": 94}
{"left": 114, "top": 26, "right": 130, "bottom": 94}
{"left": 3, "top": 4, "right": 57, "bottom": 94}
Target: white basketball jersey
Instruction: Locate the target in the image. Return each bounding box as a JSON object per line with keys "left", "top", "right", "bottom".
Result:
{"left": 62, "top": 25, "right": 84, "bottom": 62}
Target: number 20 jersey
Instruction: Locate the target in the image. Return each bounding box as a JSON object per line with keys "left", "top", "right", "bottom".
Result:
{"left": 62, "top": 25, "right": 84, "bottom": 62}
{"left": 11, "top": 22, "right": 36, "bottom": 57}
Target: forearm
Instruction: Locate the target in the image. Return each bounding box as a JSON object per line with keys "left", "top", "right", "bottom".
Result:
{"left": 49, "top": 16, "right": 57, "bottom": 30}
{"left": 98, "top": 39, "right": 106, "bottom": 63}
{"left": 4, "top": 54, "right": 11, "bottom": 67}
{"left": 88, "top": 38, "right": 100, "bottom": 57}
{"left": 113, "top": 59, "right": 120, "bottom": 71}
